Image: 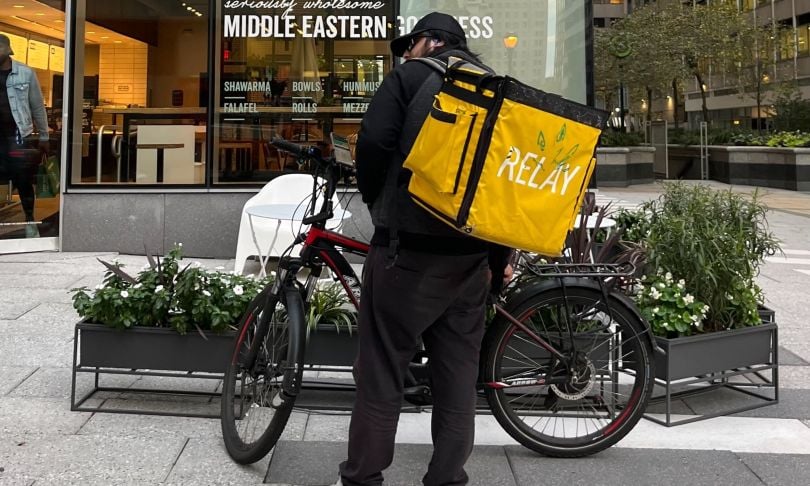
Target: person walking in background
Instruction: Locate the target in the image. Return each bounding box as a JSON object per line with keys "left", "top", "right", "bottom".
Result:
{"left": 336, "top": 12, "right": 511, "bottom": 486}
{"left": 0, "top": 33, "right": 49, "bottom": 238}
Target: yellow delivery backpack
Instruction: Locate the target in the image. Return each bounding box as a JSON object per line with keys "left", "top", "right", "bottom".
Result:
{"left": 403, "top": 58, "right": 609, "bottom": 256}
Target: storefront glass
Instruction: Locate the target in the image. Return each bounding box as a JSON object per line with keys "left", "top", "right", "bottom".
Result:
{"left": 213, "top": 0, "right": 395, "bottom": 184}
{"left": 400, "top": 0, "right": 587, "bottom": 104}
{"left": 1, "top": 0, "right": 65, "bottom": 244}
{"left": 62, "top": 1, "right": 590, "bottom": 188}
{"left": 70, "top": 0, "right": 210, "bottom": 186}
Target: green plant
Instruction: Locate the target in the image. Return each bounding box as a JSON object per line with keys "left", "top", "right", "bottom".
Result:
{"left": 71, "top": 245, "right": 271, "bottom": 334}
{"left": 612, "top": 207, "right": 650, "bottom": 244}
{"left": 764, "top": 130, "right": 810, "bottom": 148}
{"left": 599, "top": 130, "right": 645, "bottom": 147}
{"left": 772, "top": 83, "right": 810, "bottom": 132}
{"left": 668, "top": 128, "right": 701, "bottom": 146}
{"left": 306, "top": 281, "right": 356, "bottom": 334}
{"left": 636, "top": 183, "right": 780, "bottom": 334}
{"left": 635, "top": 271, "right": 708, "bottom": 337}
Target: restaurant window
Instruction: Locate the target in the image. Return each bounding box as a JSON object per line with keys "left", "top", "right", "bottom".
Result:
{"left": 70, "top": 0, "right": 209, "bottom": 186}
{"left": 213, "top": 1, "right": 395, "bottom": 185}
{"left": 798, "top": 25, "right": 810, "bottom": 57}
{"left": 400, "top": 0, "right": 588, "bottom": 104}
{"left": 0, "top": 1, "right": 66, "bottom": 242}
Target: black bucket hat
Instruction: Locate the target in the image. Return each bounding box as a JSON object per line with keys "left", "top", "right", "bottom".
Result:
{"left": 390, "top": 12, "right": 466, "bottom": 57}
{"left": 0, "top": 34, "right": 14, "bottom": 56}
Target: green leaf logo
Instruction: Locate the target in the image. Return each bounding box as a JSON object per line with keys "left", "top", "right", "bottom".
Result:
{"left": 557, "top": 124, "right": 567, "bottom": 143}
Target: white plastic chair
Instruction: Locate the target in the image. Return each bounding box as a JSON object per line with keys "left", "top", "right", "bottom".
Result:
{"left": 233, "top": 173, "right": 351, "bottom": 275}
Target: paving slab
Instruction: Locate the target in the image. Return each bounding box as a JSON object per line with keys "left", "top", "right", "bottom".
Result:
{"left": 78, "top": 412, "right": 222, "bottom": 439}
{"left": 0, "top": 301, "right": 37, "bottom": 320}
{"left": 9, "top": 366, "right": 137, "bottom": 400}
{"left": 0, "top": 396, "right": 92, "bottom": 439}
{"left": 164, "top": 437, "right": 268, "bottom": 486}
{"left": 302, "top": 413, "right": 350, "bottom": 442}
{"left": 0, "top": 366, "right": 37, "bottom": 396}
{"left": 778, "top": 347, "right": 810, "bottom": 366}
{"left": 266, "top": 441, "right": 515, "bottom": 486}
{"left": 7, "top": 274, "right": 85, "bottom": 289}
{"left": 618, "top": 415, "right": 810, "bottom": 454}
{"left": 683, "top": 387, "right": 806, "bottom": 420}
{"left": 0, "top": 333, "right": 73, "bottom": 367}
{"left": 738, "top": 453, "right": 810, "bottom": 486}
{"left": 505, "top": 447, "right": 762, "bottom": 486}
{"left": 0, "top": 288, "right": 75, "bottom": 304}
{"left": 0, "top": 433, "right": 184, "bottom": 485}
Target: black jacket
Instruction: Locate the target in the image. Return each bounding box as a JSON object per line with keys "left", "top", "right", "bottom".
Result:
{"left": 356, "top": 49, "right": 492, "bottom": 254}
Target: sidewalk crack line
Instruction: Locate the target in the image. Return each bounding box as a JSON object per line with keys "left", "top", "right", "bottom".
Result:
{"left": 162, "top": 437, "right": 190, "bottom": 483}
{"left": 4, "top": 367, "right": 39, "bottom": 396}
{"left": 734, "top": 452, "right": 767, "bottom": 485}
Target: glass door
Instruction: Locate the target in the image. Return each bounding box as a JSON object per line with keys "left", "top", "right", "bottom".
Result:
{"left": 0, "top": 0, "right": 65, "bottom": 253}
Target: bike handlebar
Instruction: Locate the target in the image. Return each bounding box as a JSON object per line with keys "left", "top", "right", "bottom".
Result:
{"left": 271, "top": 138, "right": 320, "bottom": 159}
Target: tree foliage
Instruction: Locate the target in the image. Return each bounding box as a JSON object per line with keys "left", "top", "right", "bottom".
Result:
{"left": 599, "top": 1, "right": 765, "bottom": 126}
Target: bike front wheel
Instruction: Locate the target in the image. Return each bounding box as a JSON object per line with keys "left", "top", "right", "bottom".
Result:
{"left": 483, "top": 284, "right": 654, "bottom": 458}
{"left": 221, "top": 285, "right": 306, "bottom": 464}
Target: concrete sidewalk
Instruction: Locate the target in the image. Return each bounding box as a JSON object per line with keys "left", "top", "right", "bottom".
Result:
{"left": 1, "top": 181, "right": 810, "bottom": 485}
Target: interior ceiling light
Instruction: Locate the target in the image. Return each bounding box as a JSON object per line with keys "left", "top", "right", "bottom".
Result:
{"left": 34, "top": 13, "right": 44, "bottom": 16}
{"left": 12, "top": 5, "right": 24, "bottom": 8}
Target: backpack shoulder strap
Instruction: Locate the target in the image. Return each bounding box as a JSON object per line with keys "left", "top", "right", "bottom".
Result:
{"left": 406, "top": 57, "right": 447, "bottom": 75}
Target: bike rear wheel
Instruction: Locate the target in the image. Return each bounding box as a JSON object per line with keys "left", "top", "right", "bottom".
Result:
{"left": 483, "top": 284, "right": 654, "bottom": 457}
{"left": 221, "top": 285, "right": 306, "bottom": 464}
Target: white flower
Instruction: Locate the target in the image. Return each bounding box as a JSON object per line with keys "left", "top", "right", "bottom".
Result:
{"left": 178, "top": 243, "right": 183, "bottom": 247}
{"left": 233, "top": 285, "right": 244, "bottom": 296}
{"left": 702, "top": 304, "right": 710, "bottom": 313}
{"left": 684, "top": 294, "right": 695, "bottom": 305}
{"left": 657, "top": 282, "right": 666, "bottom": 289}
{"left": 650, "top": 288, "right": 662, "bottom": 300}
{"left": 120, "top": 290, "right": 129, "bottom": 298}
{"left": 202, "top": 290, "right": 211, "bottom": 297}
{"left": 691, "top": 315, "right": 700, "bottom": 322}
{"left": 678, "top": 279, "right": 686, "bottom": 286}
{"left": 155, "top": 285, "right": 164, "bottom": 293}
{"left": 133, "top": 283, "right": 142, "bottom": 289}
{"left": 664, "top": 272, "right": 673, "bottom": 282}
{"left": 94, "top": 284, "right": 104, "bottom": 290}
{"left": 652, "top": 307, "right": 660, "bottom": 314}
{"left": 662, "top": 322, "right": 669, "bottom": 328}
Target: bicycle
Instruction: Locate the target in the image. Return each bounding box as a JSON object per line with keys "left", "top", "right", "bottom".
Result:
{"left": 220, "top": 138, "right": 657, "bottom": 464}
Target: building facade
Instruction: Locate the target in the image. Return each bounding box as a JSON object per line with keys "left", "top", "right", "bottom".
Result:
{"left": 594, "top": 0, "right": 810, "bottom": 129}
{"left": 0, "top": 0, "right": 592, "bottom": 257}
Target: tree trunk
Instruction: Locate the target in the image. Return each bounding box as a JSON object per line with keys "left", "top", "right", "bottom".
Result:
{"left": 672, "top": 78, "right": 680, "bottom": 130}
{"left": 695, "top": 71, "right": 709, "bottom": 128}
{"left": 646, "top": 86, "right": 653, "bottom": 124}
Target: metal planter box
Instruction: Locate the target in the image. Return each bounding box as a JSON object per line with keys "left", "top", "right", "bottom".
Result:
{"left": 77, "top": 321, "right": 234, "bottom": 373}
{"left": 645, "top": 308, "right": 778, "bottom": 427}
{"left": 654, "top": 322, "right": 776, "bottom": 382}
{"left": 305, "top": 323, "right": 359, "bottom": 367}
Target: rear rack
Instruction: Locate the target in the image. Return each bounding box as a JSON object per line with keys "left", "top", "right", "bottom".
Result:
{"left": 520, "top": 262, "right": 637, "bottom": 279}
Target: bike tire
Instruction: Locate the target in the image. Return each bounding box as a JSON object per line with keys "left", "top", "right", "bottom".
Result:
{"left": 483, "top": 283, "right": 654, "bottom": 458}
{"left": 221, "top": 285, "right": 306, "bottom": 464}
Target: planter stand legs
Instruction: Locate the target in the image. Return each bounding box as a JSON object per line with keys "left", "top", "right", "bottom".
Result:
{"left": 644, "top": 326, "right": 779, "bottom": 427}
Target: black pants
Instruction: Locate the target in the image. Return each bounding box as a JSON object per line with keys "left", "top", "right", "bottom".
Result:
{"left": 0, "top": 137, "right": 36, "bottom": 221}
{"left": 339, "top": 245, "right": 489, "bottom": 486}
